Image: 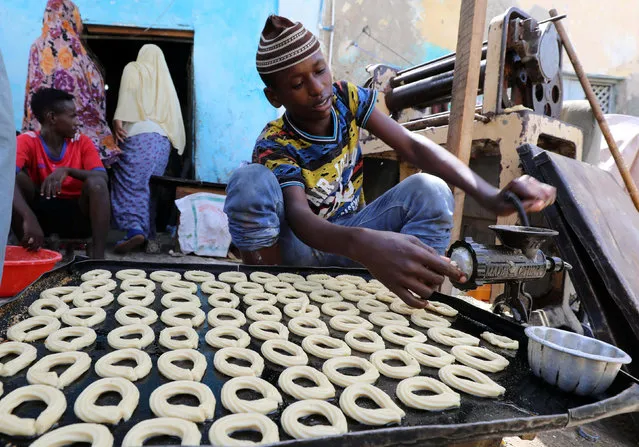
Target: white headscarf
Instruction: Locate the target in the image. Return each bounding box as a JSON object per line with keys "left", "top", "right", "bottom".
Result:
{"left": 114, "top": 44, "right": 186, "bottom": 154}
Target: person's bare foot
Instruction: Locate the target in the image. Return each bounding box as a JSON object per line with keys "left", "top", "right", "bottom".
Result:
{"left": 114, "top": 234, "right": 145, "bottom": 254}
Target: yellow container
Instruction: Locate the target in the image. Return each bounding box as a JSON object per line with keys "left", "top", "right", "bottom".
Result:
{"left": 465, "top": 284, "right": 492, "bottom": 302}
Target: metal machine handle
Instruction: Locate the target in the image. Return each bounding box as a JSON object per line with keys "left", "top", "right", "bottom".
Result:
{"left": 504, "top": 191, "right": 530, "bottom": 227}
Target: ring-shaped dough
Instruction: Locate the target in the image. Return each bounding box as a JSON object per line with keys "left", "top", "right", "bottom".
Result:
{"left": 292, "top": 280, "right": 323, "bottom": 292}
{"left": 149, "top": 270, "right": 181, "bottom": 282}
{"left": 404, "top": 342, "right": 456, "bottom": 368}
{"left": 481, "top": 331, "right": 519, "bottom": 350}
{"left": 396, "top": 376, "right": 461, "bottom": 411}
{"left": 0, "top": 342, "right": 37, "bottom": 376}
{"left": 321, "top": 301, "right": 359, "bottom": 317}
{"left": 340, "top": 289, "right": 373, "bottom": 302}
{"left": 107, "top": 323, "right": 155, "bottom": 349}
{"left": 123, "top": 417, "right": 201, "bottom": 446}
{"left": 329, "top": 314, "right": 373, "bottom": 332}
{"left": 411, "top": 310, "right": 452, "bottom": 329}
{"left": 201, "top": 280, "right": 231, "bottom": 294}
{"left": 427, "top": 327, "right": 480, "bottom": 347}
{"left": 95, "top": 348, "right": 152, "bottom": 381}
{"left": 426, "top": 301, "right": 459, "bottom": 317}
{"left": 61, "top": 306, "right": 106, "bottom": 328}
{"left": 116, "top": 269, "right": 146, "bottom": 280}
{"left": 160, "top": 306, "right": 206, "bottom": 327}
{"left": 356, "top": 298, "right": 388, "bottom": 314}
{"left": 161, "top": 279, "right": 198, "bottom": 294}
{"left": 306, "top": 273, "right": 334, "bottom": 284}
{"left": 74, "top": 377, "right": 139, "bottom": 424}
{"left": 120, "top": 278, "right": 156, "bottom": 292}
{"left": 219, "top": 271, "right": 248, "bottom": 284}
{"left": 74, "top": 290, "right": 115, "bottom": 308}
{"left": 115, "top": 305, "right": 158, "bottom": 325}
{"left": 116, "top": 289, "right": 153, "bottom": 307}
{"left": 159, "top": 326, "right": 199, "bottom": 350}
{"left": 281, "top": 399, "right": 347, "bottom": 439}
{"left": 288, "top": 316, "right": 329, "bottom": 337}
{"left": 370, "top": 349, "right": 421, "bottom": 379}
{"left": 208, "top": 308, "right": 247, "bottom": 328}
{"left": 277, "top": 365, "right": 335, "bottom": 400}
{"left": 339, "top": 383, "right": 405, "bottom": 425}
{"left": 261, "top": 339, "right": 308, "bottom": 367}
{"left": 375, "top": 290, "right": 399, "bottom": 304}
{"left": 302, "top": 334, "right": 351, "bottom": 359}
{"left": 81, "top": 269, "right": 112, "bottom": 281}
{"left": 438, "top": 364, "right": 506, "bottom": 397}
{"left": 243, "top": 292, "right": 277, "bottom": 306}
{"left": 233, "top": 281, "right": 264, "bottom": 295}
{"left": 380, "top": 325, "right": 427, "bottom": 346}
{"left": 324, "top": 280, "right": 357, "bottom": 292}
{"left": 0, "top": 384, "right": 66, "bottom": 436}
{"left": 344, "top": 329, "right": 385, "bottom": 353}
{"left": 40, "top": 286, "right": 80, "bottom": 303}
{"left": 265, "top": 281, "right": 295, "bottom": 294}
{"left": 158, "top": 349, "right": 207, "bottom": 381}
{"left": 81, "top": 278, "right": 117, "bottom": 292}
{"left": 28, "top": 297, "right": 69, "bottom": 318}
{"left": 45, "top": 326, "right": 96, "bottom": 352}
{"left": 208, "top": 292, "right": 240, "bottom": 309}
{"left": 309, "top": 289, "right": 342, "bottom": 303}
{"left": 161, "top": 292, "right": 201, "bottom": 308}
{"left": 322, "top": 356, "right": 380, "bottom": 387}
{"left": 284, "top": 302, "right": 320, "bottom": 319}
{"left": 390, "top": 299, "right": 421, "bottom": 315}
{"left": 276, "top": 272, "right": 304, "bottom": 283}
{"left": 249, "top": 271, "right": 278, "bottom": 284}
{"left": 214, "top": 347, "right": 264, "bottom": 377}
{"left": 450, "top": 345, "right": 510, "bottom": 372}
{"left": 206, "top": 326, "right": 251, "bottom": 349}
{"left": 27, "top": 351, "right": 91, "bottom": 389}
{"left": 358, "top": 283, "right": 387, "bottom": 294}
{"left": 30, "top": 423, "right": 113, "bottom": 447}
{"left": 276, "top": 290, "right": 309, "bottom": 305}
{"left": 184, "top": 270, "right": 215, "bottom": 282}
{"left": 209, "top": 413, "right": 279, "bottom": 446}
{"left": 7, "top": 315, "right": 60, "bottom": 342}
{"left": 368, "top": 311, "right": 409, "bottom": 327}
{"left": 150, "top": 380, "right": 216, "bottom": 422}
{"left": 249, "top": 320, "right": 289, "bottom": 341}
{"left": 221, "top": 376, "right": 282, "bottom": 414}
{"left": 336, "top": 274, "right": 366, "bottom": 284}
{"left": 246, "top": 304, "right": 282, "bottom": 322}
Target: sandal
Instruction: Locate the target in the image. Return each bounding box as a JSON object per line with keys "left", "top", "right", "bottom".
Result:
{"left": 114, "top": 230, "right": 146, "bottom": 254}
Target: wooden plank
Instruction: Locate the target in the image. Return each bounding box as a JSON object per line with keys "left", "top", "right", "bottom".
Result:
{"left": 447, "top": 0, "right": 488, "bottom": 242}
{"left": 85, "top": 24, "right": 194, "bottom": 39}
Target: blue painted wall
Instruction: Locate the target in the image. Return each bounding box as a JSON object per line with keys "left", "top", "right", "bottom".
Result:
{"left": 0, "top": 0, "right": 283, "bottom": 182}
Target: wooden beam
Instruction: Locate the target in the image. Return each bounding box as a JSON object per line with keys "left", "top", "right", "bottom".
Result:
{"left": 447, "top": 0, "right": 488, "bottom": 242}
{"left": 85, "top": 24, "right": 194, "bottom": 40}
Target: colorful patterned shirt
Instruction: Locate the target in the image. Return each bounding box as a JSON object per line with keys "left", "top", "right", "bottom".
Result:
{"left": 254, "top": 81, "right": 377, "bottom": 220}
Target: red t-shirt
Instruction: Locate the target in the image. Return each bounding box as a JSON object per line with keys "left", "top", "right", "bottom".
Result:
{"left": 16, "top": 131, "right": 105, "bottom": 198}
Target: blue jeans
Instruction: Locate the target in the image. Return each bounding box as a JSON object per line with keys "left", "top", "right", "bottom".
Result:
{"left": 224, "top": 164, "right": 454, "bottom": 267}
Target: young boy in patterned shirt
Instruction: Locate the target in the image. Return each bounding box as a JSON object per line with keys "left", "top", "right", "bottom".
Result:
{"left": 224, "top": 15, "right": 556, "bottom": 307}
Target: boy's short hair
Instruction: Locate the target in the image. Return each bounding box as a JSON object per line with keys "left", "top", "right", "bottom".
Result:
{"left": 31, "top": 88, "right": 74, "bottom": 123}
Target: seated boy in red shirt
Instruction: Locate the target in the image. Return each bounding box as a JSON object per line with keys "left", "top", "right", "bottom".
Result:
{"left": 12, "top": 88, "right": 110, "bottom": 259}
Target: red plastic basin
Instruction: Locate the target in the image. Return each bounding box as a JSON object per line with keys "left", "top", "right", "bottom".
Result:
{"left": 0, "top": 246, "right": 62, "bottom": 297}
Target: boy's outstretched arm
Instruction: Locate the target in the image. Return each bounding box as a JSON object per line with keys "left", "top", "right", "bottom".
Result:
{"left": 365, "top": 108, "right": 556, "bottom": 214}
{"left": 283, "top": 186, "right": 464, "bottom": 307}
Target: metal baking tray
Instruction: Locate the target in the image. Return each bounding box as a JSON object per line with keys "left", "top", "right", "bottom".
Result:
{"left": 0, "top": 259, "right": 637, "bottom": 447}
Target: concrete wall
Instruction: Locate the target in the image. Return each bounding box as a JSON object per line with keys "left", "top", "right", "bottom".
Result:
{"left": 0, "top": 0, "right": 280, "bottom": 182}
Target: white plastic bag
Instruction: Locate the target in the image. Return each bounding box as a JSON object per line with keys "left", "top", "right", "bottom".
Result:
{"left": 175, "top": 192, "right": 231, "bottom": 257}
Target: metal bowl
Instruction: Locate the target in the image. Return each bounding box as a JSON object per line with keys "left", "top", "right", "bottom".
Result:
{"left": 525, "top": 326, "right": 632, "bottom": 396}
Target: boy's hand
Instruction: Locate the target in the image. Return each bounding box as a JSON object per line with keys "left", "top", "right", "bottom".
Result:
{"left": 41, "top": 168, "right": 69, "bottom": 199}
{"left": 350, "top": 229, "right": 466, "bottom": 308}
{"left": 113, "top": 119, "right": 127, "bottom": 144}
{"left": 21, "top": 215, "right": 44, "bottom": 251}
{"left": 482, "top": 175, "right": 556, "bottom": 216}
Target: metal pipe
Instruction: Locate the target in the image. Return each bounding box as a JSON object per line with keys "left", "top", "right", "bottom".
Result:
{"left": 403, "top": 112, "right": 489, "bottom": 131}
{"left": 386, "top": 61, "right": 486, "bottom": 111}
{"left": 391, "top": 45, "right": 488, "bottom": 88}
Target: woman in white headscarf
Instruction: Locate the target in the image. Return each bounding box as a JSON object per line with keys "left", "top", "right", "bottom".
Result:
{"left": 110, "top": 44, "right": 185, "bottom": 253}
